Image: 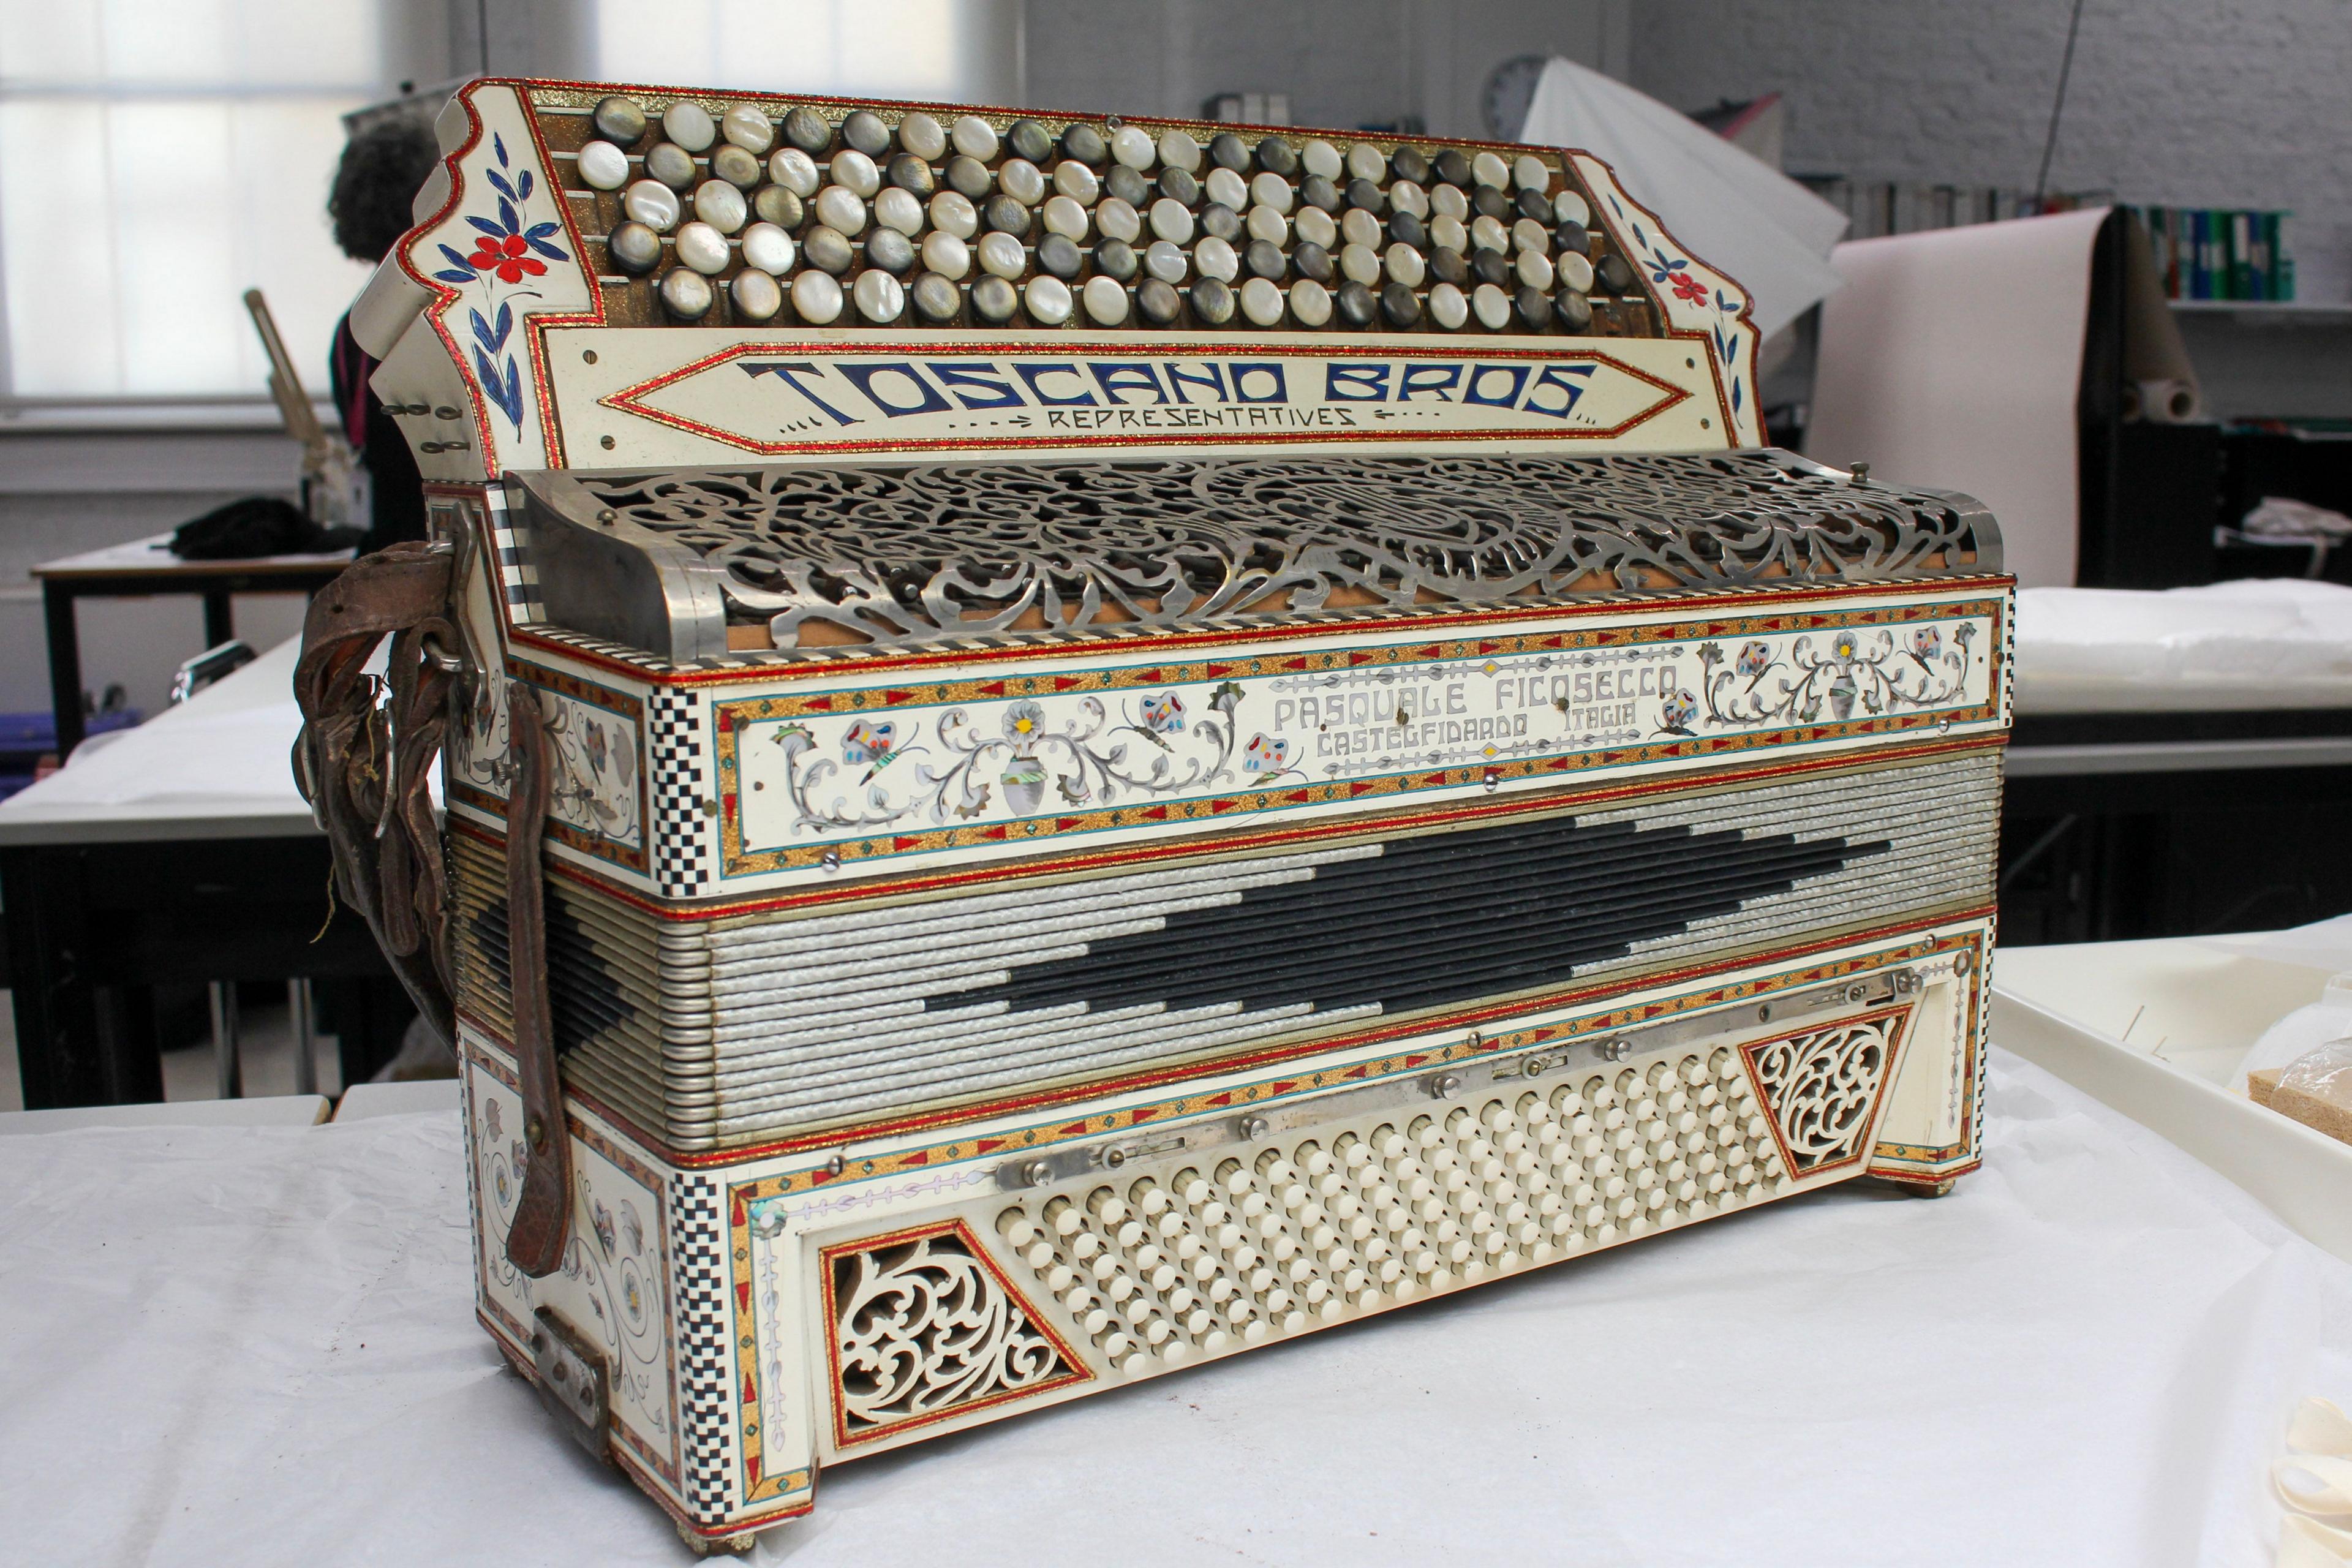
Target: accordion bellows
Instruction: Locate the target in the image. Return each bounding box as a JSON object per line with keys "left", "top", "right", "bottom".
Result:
{"left": 353, "top": 78, "right": 2010, "bottom": 1545}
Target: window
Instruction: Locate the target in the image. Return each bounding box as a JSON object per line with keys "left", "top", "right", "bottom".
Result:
{"left": 0, "top": 0, "right": 382, "bottom": 400}
{"left": 590, "top": 0, "right": 1014, "bottom": 108}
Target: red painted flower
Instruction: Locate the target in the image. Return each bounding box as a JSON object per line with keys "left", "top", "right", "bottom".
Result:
{"left": 1668, "top": 270, "right": 1709, "bottom": 304}
{"left": 466, "top": 232, "right": 547, "bottom": 284}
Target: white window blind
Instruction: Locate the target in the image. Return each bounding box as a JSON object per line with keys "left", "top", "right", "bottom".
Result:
{"left": 591, "top": 0, "right": 1015, "bottom": 107}
{"left": 0, "top": 0, "right": 381, "bottom": 399}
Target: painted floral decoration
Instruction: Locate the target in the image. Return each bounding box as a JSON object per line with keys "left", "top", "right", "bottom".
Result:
{"left": 426, "top": 132, "right": 568, "bottom": 431}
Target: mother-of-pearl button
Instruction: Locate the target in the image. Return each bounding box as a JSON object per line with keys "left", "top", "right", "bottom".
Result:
{"left": 576, "top": 140, "right": 628, "bottom": 190}
{"left": 1388, "top": 179, "right": 1428, "bottom": 219}
{"left": 874, "top": 186, "right": 924, "bottom": 236}
{"left": 920, "top": 228, "right": 970, "bottom": 279}
{"left": 853, "top": 268, "right": 905, "bottom": 322}
{"left": 1143, "top": 239, "right": 1188, "bottom": 284}
{"left": 1052, "top": 160, "right": 1098, "bottom": 203}
{"left": 813, "top": 185, "right": 867, "bottom": 235}
{"left": 1339, "top": 207, "right": 1382, "bottom": 250}
{"left": 739, "top": 222, "right": 794, "bottom": 274}
{"left": 1513, "top": 153, "right": 1550, "bottom": 192}
{"left": 1555, "top": 250, "right": 1594, "bottom": 292}
{"left": 1515, "top": 248, "right": 1555, "bottom": 290}
{"left": 622, "top": 179, "right": 680, "bottom": 231}
{"left": 951, "top": 115, "right": 998, "bottom": 160}
{"left": 1156, "top": 129, "right": 1202, "bottom": 172}
{"left": 720, "top": 104, "right": 774, "bottom": 154}
{"left": 1512, "top": 217, "right": 1550, "bottom": 254}
{"left": 1430, "top": 214, "right": 1469, "bottom": 253}
{"left": 1300, "top": 138, "right": 1343, "bottom": 181}
{"left": 1471, "top": 150, "right": 1510, "bottom": 188}
{"left": 692, "top": 179, "right": 747, "bottom": 232}
{"left": 1469, "top": 214, "right": 1508, "bottom": 251}
{"left": 1472, "top": 281, "right": 1510, "bottom": 328}
{"left": 661, "top": 101, "right": 715, "bottom": 152}
{"left": 1338, "top": 242, "right": 1382, "bottom": 285}
{"left": 1109, "top": 124, "right": 1155, "bottom": 171}
{"left": 1344, "top": 142, "right": 1387, "bottom": 182}
{"left": 1042, "top": 194, "right": 1089, "bottom": 241}
{"left": 1248, "top": 171, "right": 1293, "bottom": 213}
{"left": 829, "top": 148, "right": 880, "bottom": 198}
{"left": 1193, "top": 234, "right": 1238, "bottom": 281}
{"left": 1428, "top": 280, "right": 1468, "bottom": 329}
{"left": 1384, "top": 242, "right": 1426, "bottom": 288}
{"left": 897, "top": 110, "right": 946, "bottom": 160}
{"left": 1238, "top": 276, "right": 1284, "bottom": 325}
{"left": 767, "top": 146, "right": 819, "bottom": 197}
{"left": 997, "top": 157, "right": 1045, "bottom": 205}
{"left": 729, "top": 268, "right": 782, "bottom": 320}
{"left": 1293, "top": 206, "right": 1337, "bottom": 249}
{"left": 1148, "top": 198, "right": 1194, "bottom": 244}
{"left": 1431, "top": 182, "right": 1468, "bottom": 221}
{"left": 1203, "top": 167, "right": 1248, "bottom": 210}
{"left": 1082, "top": 274, "right": 1129, "bottom": 323}
{"left": 1096, "top": 197, "right": 1141, "bottom": 243}
{"left": 674, "top": 221, "right": 729, "bottom": 274}
{"left": 1553, "top": 189, "right": 1591, "bottom": 227}
{"left": 976, "top": 230, "right": 1026, "bottom": 279}
{"left": 1289, "top": 277, "right": 1333, "bottom": 325}
{"left": 1245, "top": 203, "right": 1287, "bottom": 246}
{"left": 929, "top": 190, "right": 978, "bottom": 238}
{"left": 659, "top": 268, "right": 713, "bottom": 317}
{"left": 1023, "top": 274, "right": 1072, "bottom": 324}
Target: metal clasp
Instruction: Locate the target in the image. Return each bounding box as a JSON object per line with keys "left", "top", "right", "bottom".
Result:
{"left": 530, "top": 1306, "right": 611, "bottom": 1462}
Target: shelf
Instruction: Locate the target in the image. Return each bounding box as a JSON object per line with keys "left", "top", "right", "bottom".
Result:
{"left": 2169, "top": 300, "right": 2352, "bottom": 324}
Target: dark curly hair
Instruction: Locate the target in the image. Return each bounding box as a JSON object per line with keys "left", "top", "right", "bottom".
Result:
{"left": 329, "top": 119, "right": 441, "bottom": 263}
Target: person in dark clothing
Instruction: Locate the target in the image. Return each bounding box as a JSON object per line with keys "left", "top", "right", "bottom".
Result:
{"left": 327, "top": 118, "right": 440, "bottom": 556}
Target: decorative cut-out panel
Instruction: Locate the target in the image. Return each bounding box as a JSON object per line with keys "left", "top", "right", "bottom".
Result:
{"left": 1742, "top": 1015, "right": 1905, "bottom": 1178}
{"left": 818, "top": 1218, "right": 1090, "bottom": 1449}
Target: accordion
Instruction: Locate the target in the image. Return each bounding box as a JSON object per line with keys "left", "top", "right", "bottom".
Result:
{"left": 318, "top": 77, "right": 2009, "bottom": 1549}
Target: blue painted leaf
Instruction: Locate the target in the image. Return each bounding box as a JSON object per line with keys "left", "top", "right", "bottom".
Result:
{"left": 469, "top": 307, "right": 495, "bottom": 347}
{"left": 1730, "top": 378, "right": 1744, "bottom": 412}
{"left": 439, "top": 243, "right": 477, "bottom": 272}
{"left": 503, "top": 358, "right": 522, "bottom": 424}
{"left": 517, "top": 169, "right": 533, "bottom": 200}
{"left": 497, "top": 196, "right": 519, "bottom": 235}
{"left": 434, "top": 268, "right": 476, "bottom": 284}
{"left": 485, "top": 168, "right": 516, "bottom": 202}
{"left": 526, "top": 220, "right": 560, "bottom": 238}
{"left": 1632, "top": 222, "right": 1651, "bottom": 247}
{"left": 494, "top": 133, "right": 510, "bottom": 168}
{"left": 493, "top": 300, "right": 513, "bottom": 346}
{"left": 466, "top": 216, "right": 504, "bottom": 238}
{"left": 525, "top": 235, "right": 569, "bottom": 262}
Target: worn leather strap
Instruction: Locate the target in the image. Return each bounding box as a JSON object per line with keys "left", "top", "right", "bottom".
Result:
{"left": 500, "top": 680, "right": 571, "bottom": 1278}
{"left": 292, "top": 540, "right": 572, "bottom": 1278}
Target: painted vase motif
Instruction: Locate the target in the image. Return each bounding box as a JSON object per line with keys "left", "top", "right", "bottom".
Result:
{"left": 1001, "top": 756, "right": 1049, "bottom": 813}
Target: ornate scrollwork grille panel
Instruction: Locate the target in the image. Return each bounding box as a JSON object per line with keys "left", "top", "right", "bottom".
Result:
{"left": 1743, "top": 1019, "right": 1899, "bottom": 1177}
{"left": 822, "top": 1221, "right": 1088, "bottom": 1447}
{"left": 535, "top": 450, "right": 1998, "bottom": 655}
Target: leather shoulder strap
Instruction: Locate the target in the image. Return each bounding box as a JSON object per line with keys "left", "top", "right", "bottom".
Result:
{"left": 293, "top": 539, "right": 573, "bottom": 1278}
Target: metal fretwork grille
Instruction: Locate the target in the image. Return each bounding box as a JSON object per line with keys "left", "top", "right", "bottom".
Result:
{"left": 537, "top": 450, "right": 1996, "bottom": 654}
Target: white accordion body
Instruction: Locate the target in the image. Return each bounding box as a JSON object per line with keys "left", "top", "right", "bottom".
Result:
{"left": 352, "top": 78, "right": 2011, "bottom": 1544}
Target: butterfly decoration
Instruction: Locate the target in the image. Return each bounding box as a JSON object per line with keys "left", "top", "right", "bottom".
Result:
{"left": 592, "top": 1199, "right": 617, "bottom": 1259}
{"left": 1140, "top": 693, "right": 1185, "bottom": 734}
{"left": 843, "top": 719, "right": 902, "bottom": 782}
{"left": 1656, "top": 688, "right": 1699, "bottom": 737}
{"left": 1735, "top": 640, "right": 1773, "bottom": 678}
{"left": 1242, "top": 734, "right": 1288, "bottom": 772}
{"left": 583, "top": 719, "right": 608, "bottom": 776}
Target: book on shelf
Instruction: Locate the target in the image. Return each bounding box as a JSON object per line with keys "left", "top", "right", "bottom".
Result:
{"left": 2122, "top": 203, "right": 2297, "bottom": 301}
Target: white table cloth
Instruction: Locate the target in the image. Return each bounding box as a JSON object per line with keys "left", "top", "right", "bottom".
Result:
{"left": 3, "top": 1049, "right": 2342, "bottom": 1566}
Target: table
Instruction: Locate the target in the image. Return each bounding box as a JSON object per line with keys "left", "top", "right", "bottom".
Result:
{"left": 0, "top": 638, "right": 402, "bottom": 1107}
{"left": 2002, "top": 581, "right": 2352, "bottom": 943}
{"left": 34, "top": 531, "right": 351, "bottom": 758}
{"left": 1, "top": 1044, "right": 2341, "bottom": 1566}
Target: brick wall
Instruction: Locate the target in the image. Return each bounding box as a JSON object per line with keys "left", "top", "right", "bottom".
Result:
{"left": 1629, "top": 0, "right": 2350, "bottom": 303}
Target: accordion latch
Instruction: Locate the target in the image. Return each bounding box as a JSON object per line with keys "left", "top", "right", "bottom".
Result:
{"left": 531, "top": 1305, "right": 611, "bottom": 1463}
